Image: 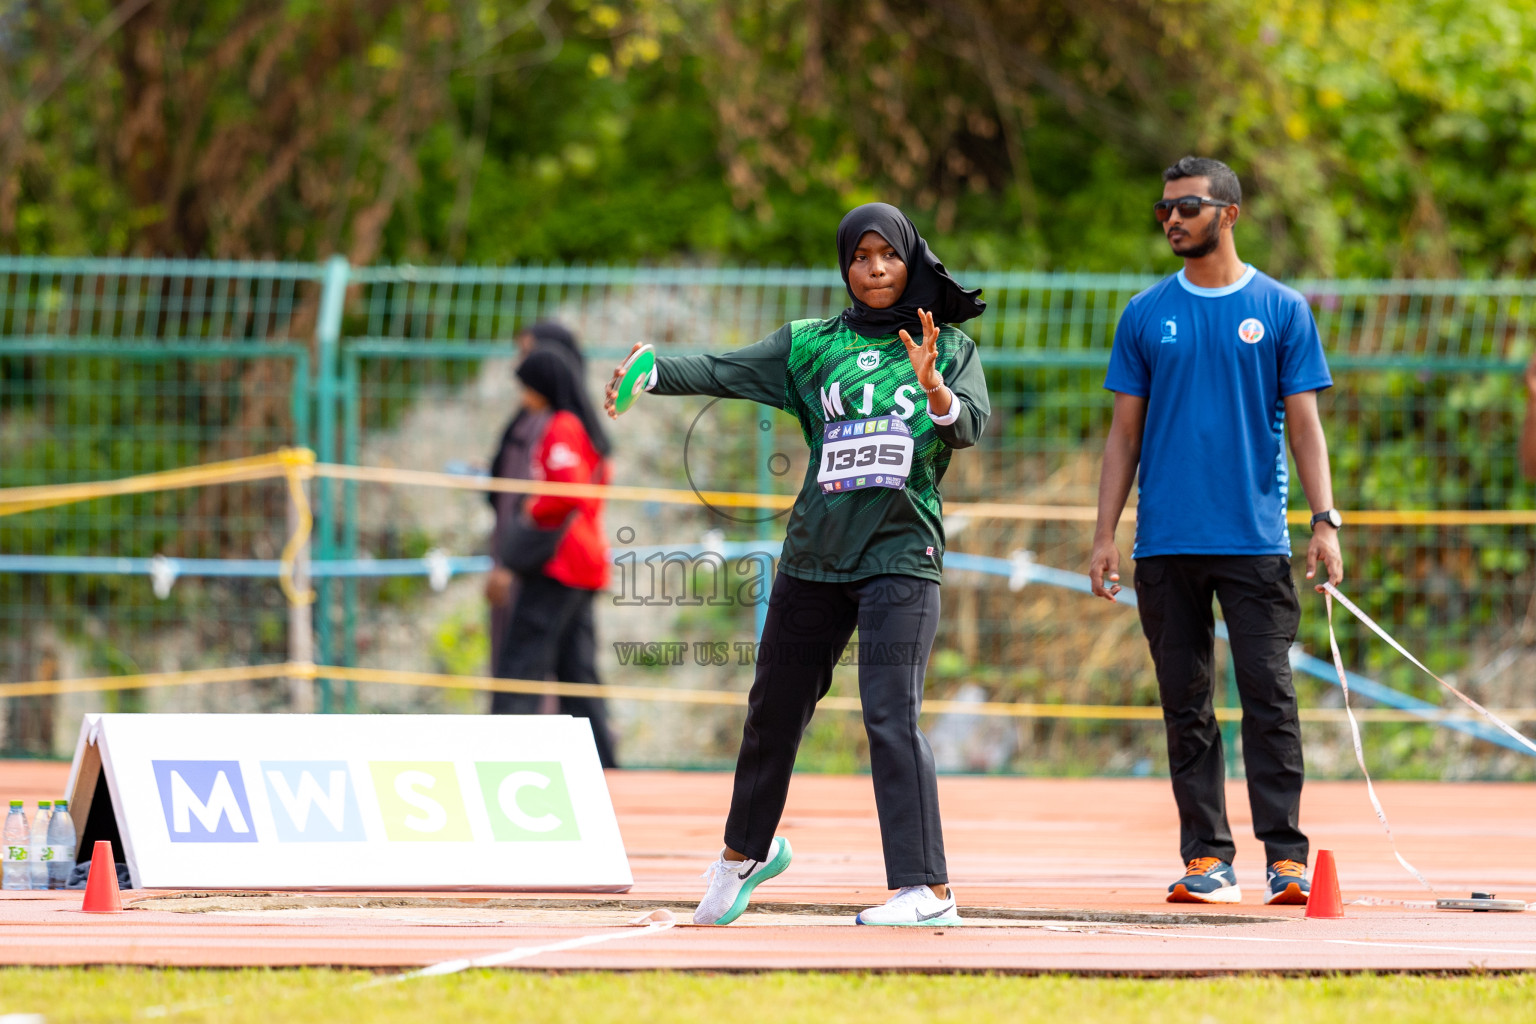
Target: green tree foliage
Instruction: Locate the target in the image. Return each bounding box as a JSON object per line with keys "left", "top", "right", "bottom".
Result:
{"left": 1247, "top": 0, "right": 1536, "bottom": 277}
{"left": 1, "top": 0, "right": 466, "bottom": 262}
{"left": 5, "top": 1, "right": 1536, "bottom": 274}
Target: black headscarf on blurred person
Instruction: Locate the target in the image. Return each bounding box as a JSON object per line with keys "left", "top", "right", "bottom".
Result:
{"left": 487, "top": 323, "right": 588, "bottom": 508}
{"left": 515, "top": 347, "right": 611, "bottom": 457}
{"left": 835, "top": 203, "right": 985, "bottom": 339}
{"left": 523, "top": 321, "right": 584, "bottom": 370}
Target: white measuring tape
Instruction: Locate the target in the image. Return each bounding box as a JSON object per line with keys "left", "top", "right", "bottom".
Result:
{"left": 1322, "top": 582, "right": 1536, "bottom": 893}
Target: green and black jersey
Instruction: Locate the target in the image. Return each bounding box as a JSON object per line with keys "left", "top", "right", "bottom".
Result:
{"left": 652, "top": 316, "right": 990, "bottom": 584}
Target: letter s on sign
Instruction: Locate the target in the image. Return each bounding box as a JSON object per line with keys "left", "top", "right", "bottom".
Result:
{"left": 497, "top": 771, "right": 563, "bottom": 833}
{"left": 394, "top": 770, "right": 449, "bottom": 833}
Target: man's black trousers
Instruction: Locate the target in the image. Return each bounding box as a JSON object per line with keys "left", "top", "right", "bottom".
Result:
{"left": 1133, "top": 554, "right": 1308, "bottom": 865}
{"left": 491, "top": 572, "right": 618, "bottom": 769}
{"left": 726, "top": 571, "right": 947, "bottom": 889}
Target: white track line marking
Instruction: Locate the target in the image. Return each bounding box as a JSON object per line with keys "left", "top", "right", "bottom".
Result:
{"left": 144, "top": 914, "right": 677, "bottom": 1015}
{"left": 385, "top": 916, "right": 677, "bottom": 981}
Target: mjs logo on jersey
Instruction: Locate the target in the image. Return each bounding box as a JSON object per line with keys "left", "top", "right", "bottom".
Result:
{"left": 857, "top": 350, "right": 880, "bottom": 371}
{"left": 152, "top": 759, "right": 579, "bottom": 844}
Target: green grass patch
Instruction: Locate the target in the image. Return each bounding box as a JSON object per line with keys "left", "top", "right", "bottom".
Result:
{"left": 1, "top": 969, "right": 1533, "bottom": 1023}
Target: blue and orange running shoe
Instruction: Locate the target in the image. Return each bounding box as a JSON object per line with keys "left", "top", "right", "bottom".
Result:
{"left": 1167, "top": 857, "right": 1241, "bottom": 904}
{"left": 1264, "top": 859, "right": 1310, "bottom": 905}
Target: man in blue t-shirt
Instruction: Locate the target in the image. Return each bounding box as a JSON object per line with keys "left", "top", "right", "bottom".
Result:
{"left": 1089, "top": 156, "right": 1344, "bottom": 908}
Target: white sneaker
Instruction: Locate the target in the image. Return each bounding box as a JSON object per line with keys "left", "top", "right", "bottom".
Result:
{"left": 855, "top": 885, "right": 961, "bottom": 926}
{"left": 692, "top": 837, "right": 793, "bottom": 925}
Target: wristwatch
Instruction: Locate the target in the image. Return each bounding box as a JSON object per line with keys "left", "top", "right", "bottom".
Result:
{"left": 1310, "top": 509, "right": 1342, "bottom": 531}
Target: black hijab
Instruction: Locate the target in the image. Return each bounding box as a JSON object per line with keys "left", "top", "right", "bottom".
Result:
{"left": 515, "top": 347, "right": 611, "bottom": 457}
{"left": 835, "top": 203, "right": 985, "bottom": 339}
{"left": 522, "top": 321, "right": 584, "bottom": 369}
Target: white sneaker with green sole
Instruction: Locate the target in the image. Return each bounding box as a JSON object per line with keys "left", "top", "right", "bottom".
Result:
{"left": 855, "top": 885, "right": 961, "bottom": 926}
{"left": 692, "top": 837, "right": 793, "bottom": 925}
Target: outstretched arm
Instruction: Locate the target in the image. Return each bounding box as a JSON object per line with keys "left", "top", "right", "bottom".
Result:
{"left": 1285, "top": 389, "right": 1343, "bottom": 592}
{"left": 604, "top": 325, "right": 792, "bottom": 416}
{"left": 1089, "top": 392, "right": 1146, "bottom": 601}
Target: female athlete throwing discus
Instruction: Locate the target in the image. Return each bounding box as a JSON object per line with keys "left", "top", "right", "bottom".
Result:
{"left": 604, "top": 203, "right": 989, "bottom": 925}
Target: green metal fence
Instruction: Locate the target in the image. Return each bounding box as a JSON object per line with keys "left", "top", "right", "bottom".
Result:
{"left": 3, "top": 258, "right": 1535, "bottom": 780}
{"left": 0, "top": 259, "right": 320, "bottom": 751}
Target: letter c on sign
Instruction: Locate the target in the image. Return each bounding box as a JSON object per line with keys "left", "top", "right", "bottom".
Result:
{"left": 394, "top": 770, "right": 449, "bottom": 833}
{"left": 497, "top": 771, "right": 562, "bottom": 833}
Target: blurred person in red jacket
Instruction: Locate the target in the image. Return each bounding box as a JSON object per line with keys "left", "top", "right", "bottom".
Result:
{"left": 492, "top": 345, "right": 617, "bottom": 768}
{"left": 485, "top": 323, "right": 586, "bottom": 676}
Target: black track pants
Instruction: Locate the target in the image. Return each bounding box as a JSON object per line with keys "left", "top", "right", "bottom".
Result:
{"left": 724, "top": 571, "right": 947, "bottom": 889}
{"left": 1134, "top": 554, "right": 1307, "bottom": 865}
{"left": 492, "top": 573, "right": 618, "bottom": 769}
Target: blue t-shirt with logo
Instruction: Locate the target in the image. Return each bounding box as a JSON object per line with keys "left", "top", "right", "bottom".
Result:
{"left": 1104, "top": 265, "right": 1332, "bottom": 558}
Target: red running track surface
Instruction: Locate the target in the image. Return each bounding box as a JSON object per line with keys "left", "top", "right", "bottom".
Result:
{"left": 1, "top": 762, "right": 1533, "bottom": 972}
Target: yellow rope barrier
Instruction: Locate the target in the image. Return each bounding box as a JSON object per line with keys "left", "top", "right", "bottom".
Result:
{"left": 313, "top": 461, "right": 797, "bottom": 511}
{"left": 277, "top": 449, "right": 316, "bottom": 606}
{"left": 0, "top": 663, "right": 301, "bottom": 699}
{"left": 0, "top": 449, "right": 302, "bottom": 518}
{"left": 3, "top": 447, "right": 1535, "bottom": 525}
{"left": 300, "top": 459, "right": 1536, "bottom": 524}
{"left": 3, "top": 662, "right": 1533, "bottom": 724}
{"left": 1315, "top": 509, "right": 1536, "bottom": 526}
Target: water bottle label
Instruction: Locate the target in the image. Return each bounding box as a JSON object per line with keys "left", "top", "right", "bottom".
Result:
{"left": 5, "top": 845, "right": 26, "bottom": 861}
{"left": 45, "top": 845, "right": 69, "bottom": 862}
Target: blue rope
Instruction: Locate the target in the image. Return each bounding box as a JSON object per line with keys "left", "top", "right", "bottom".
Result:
{"left": 1, "top": 544, "right": 1523, "bottom": 756}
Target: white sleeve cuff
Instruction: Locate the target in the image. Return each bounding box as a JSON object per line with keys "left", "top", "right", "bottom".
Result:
{"left": 927, "top": 394, "right": 961, "bottom": 425}
{"left": 645, "top": 367, "right": 658, "bottom": 391}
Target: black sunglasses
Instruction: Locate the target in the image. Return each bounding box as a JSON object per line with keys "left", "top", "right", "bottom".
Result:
{"left": 1153, "top": 196, "right": 1232, "bottom": 222}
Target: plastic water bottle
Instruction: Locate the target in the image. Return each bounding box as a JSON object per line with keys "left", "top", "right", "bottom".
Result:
{"left": 28, "top": 802, "right": 51, "bottom": 889}
{"left": 45, "top": 800, "right": 75, "bottom": 890}
{"left": 2, "top": 801, "right": 28, "bottom": 890}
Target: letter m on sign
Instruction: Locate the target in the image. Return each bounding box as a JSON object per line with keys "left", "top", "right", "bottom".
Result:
{"left": 152, "top": 760, "right": 258, "bottom": 843}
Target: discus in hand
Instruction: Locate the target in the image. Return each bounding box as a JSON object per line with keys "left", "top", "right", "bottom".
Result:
{"left": 613, "top": 344, "right": 655, "bottom": 415}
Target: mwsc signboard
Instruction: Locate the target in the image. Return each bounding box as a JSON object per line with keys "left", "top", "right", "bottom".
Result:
{"left": 65, "top": 714, "right": 631, "bottom": 890}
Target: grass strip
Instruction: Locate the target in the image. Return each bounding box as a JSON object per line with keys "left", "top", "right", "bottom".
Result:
{"left": 0, "top": 968, "right": 1533, "bottom": 1023}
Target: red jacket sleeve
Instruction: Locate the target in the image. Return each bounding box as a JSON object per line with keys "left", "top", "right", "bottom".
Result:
{"left": 527, "top": 411, "right": 599, "bottom": 526}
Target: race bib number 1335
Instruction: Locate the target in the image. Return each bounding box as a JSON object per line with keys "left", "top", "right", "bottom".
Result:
{"left": 818, "top": 415, "right": 914, "bottom": 494}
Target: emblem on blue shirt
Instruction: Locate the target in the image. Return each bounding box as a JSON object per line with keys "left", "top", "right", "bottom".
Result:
{"left": 1238, "top": 318, "right": 1265, "bottom": 344}
{"left": 857, "top": 350, "right": 880, "bottom": 371}
{"left": 1159, "top": 317, "right": 1177, "bottom": 344}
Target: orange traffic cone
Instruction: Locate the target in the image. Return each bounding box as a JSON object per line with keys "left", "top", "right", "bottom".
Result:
{"left": 1305, "top": 848, "right": 1345, "bottom": 919}
{"left": 80, "top": 840, "right": 123, "bottom": 914}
